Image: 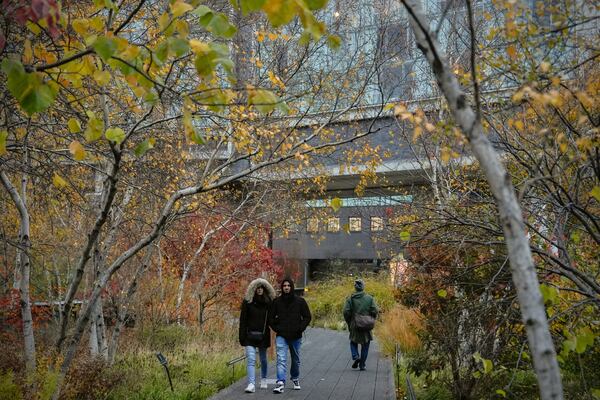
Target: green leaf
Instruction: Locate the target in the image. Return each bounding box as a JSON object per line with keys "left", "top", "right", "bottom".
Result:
{"left": 562, "top": 339, "right": 576, "bottom": 354}
{"left": 144, "top": 90, "right": 159, "bottom": 106}
{"left": 591, "top": 388, "right": 600, "bottom": 399}
{"left": 483, "top": 359, "right": 493, "bottom": 374}
{"left": 168, "top": 37, "right": 190, "bottom": 57}
{"left": 84, "top": 115, "right": 104, "bottom": 142}
{"left": 68, "top": 118, "right": 81, "bottom": 133}
{"left": 192, "top": 5, "right": 212, "bottom": 17}
{"left": 249, "top": 89, "right": 282, "bottom": 113}
{"left": 154, "top": 40, "right": 169, "bottom": 65}
{"left": 327, "top": 34, "right": 341, "bottom": 50}
{"left": 183, "top": 110, "right": 205, "bottom": 145}
{"left": 134, "top": 137, "right": 156, "bottom": 157}
{"left": 22, "top": 82, "right": 57, "bottom": 115}
{"left": 331, "top": 197, "right": 343, "bottom": 212}
{"left": 0, "top": 130, "right": 7, "bottom": 155}
{"left": 198, "top": 11, "right": 237, "bottom": 39}
{"left": 262, "top": 0, "right": 296, "bottom": 27}
{"left": 304, "top": 0, "right": 328, "bottom": 9}
{"left": 2, "top": 59, "right": 57, "bottom": 115}
{"left": 105, "top": 127, "right": 125, "bottom": 144}
{"left": 437, "top": 289, "right": 447, "bottom": 298}
{"left": 495, "top": 389, "right": 506, "bottom": 398}
{"left": 591, "top": 186, "right": 600, "bottom": 202}
{"left": 93, "top": 36, "right": 117, "bottom": 62}
{"left": 240, "top": 0, "right": 266, "bottom": 14}
{"left": 540, "top": 284, "right": 559, "bottom": 305}
{"left": 400, "top": 231, "right": 411, "bottom": 242}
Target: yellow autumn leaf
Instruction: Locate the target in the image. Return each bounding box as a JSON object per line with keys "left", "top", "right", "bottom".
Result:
{"left": 424, "top": 122, "right": 436, "bottom": 132}
{"left": 413, "top": 126, "right": 423, "bottom": 141}
{"left": 514, "top": 120, "right": 524, "bottom": 131}
{"left": 67, "top": 118, "right": 81, "bottom": 133}
{"left": 72, "top": 19, "right": 88, "bottom": 36}
{"left": 23, "top": 40, "right": 33, "bottom": 64}
{"left": 171, "top": 1, "right": 193, "bottom": 18}
{"left": 189, "top": 39, "right": 210, "bottom": 54}
{"left": 268, "top": 32, "right": 278, "bottom": 41}
{"left": 0, "top": 130, "right": 7, "bottom": 155}
{"left": 540, "top": 61, "right": 550, "bottom": 73}
{"left": 440, "top": 147, "right": 452, "bottom": 164}
{"left": 393, "top": 103, "right": 406, "bottom": 116}
{"left": 26, "top": 21, "right": 42, "bottom": 35}
{"left": 158, "top": 12, "right": 171, "bottom": 31}
{"left": 90, "top": 17, "right": 104, "bottom": 32}
{"left": 69, "top": 140, "right": 86, "bottom": 161}
{"left": 257, "top": 32, "right": 265, "bottom": 42}
{"left": 576, "top": 91, "right": 593, "bottom": 108}
{"left": 507, "top": 45, "right": 517, "bottom": 60}
{"left": 93, "top": 70, "right": 111, "bottom": 85}
{"left": 53, "top": 173, "right": 68, "bottom": 188}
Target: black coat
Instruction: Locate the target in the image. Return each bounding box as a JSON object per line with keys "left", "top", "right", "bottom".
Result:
{"left": 269, "top": 294, "right": 312, "bottom": 340}
{"left": 239, "top": 299, "right": 271, "bottom": 348}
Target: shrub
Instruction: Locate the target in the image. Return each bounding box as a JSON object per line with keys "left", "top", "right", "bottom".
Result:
{"left": 0, "top": 371, "right": 22, "bottom": 400}
{"left": 61, "top": 356, "right": 120, "bottom": 400}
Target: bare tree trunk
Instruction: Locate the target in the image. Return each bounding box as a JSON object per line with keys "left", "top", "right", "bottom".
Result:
{"left": 399, "top": 1, "right": 563, "bottom": 398}
{"left": 108, "top": 248, "right": 154, "bottom": 364}
{"left": 57, "top": 148, "right": 122, "bottom": 351}
{"left": 1, "top": 171, "right": 36, "bottom": 373}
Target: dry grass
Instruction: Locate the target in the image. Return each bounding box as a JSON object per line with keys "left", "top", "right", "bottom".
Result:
{"left": 375, "top": 303, "right": 423, "bottom": 356}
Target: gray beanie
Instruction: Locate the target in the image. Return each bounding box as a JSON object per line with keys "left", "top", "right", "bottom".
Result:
{"left": 354, "top": 279, "right": 364, "bottom": 291}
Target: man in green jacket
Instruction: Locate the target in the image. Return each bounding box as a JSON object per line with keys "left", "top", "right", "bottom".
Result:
{"left": 343, "top": 279, "right": 378, "bottom": 371}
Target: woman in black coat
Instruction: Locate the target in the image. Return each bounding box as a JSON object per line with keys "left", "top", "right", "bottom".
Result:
{"left": 239, "top": 278, "right": 275, "bottom": 393}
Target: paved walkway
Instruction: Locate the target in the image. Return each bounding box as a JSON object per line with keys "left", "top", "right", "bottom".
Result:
{"left": 209, "top": 327, "right": 395, "bottom": 400}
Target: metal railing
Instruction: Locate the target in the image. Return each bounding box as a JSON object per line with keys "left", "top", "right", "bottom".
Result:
{"left": 226, "top": 354, "right": 247, "bottom": 382}
{"left": 395, "top": 344, "right": 416, "bottom": 400}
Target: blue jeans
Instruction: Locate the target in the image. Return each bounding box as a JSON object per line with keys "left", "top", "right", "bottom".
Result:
{"left": 275, "top": 335, "right": 302, "bottom": 383}
{"left": 350, "top": 340, "right": 370, "bottom": 367}
{"left": 245, "top": 346, "right": 268, "bottom": 385}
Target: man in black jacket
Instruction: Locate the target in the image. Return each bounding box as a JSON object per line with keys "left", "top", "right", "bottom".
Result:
{"left": 269, "top": 278, "right": 311, "bottom": 394}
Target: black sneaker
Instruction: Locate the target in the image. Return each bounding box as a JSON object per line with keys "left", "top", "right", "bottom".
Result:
{"left": 273, "top": 381, "right": 284, "bottom": 394}
{"left": 352, "top": 359, "right": 360, "bottom": 369}
{"left": 292, "top": 379, "right": 301, "bottom": 390}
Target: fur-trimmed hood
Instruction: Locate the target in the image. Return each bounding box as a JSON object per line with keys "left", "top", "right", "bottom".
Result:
{"left": 244, "top": 278, "right": 276, "bottom": 302}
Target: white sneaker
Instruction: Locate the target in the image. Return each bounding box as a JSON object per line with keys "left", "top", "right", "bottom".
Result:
{"left": 292, "top": 379, "right": 301, "bottom": 390}
{"left": 259, "top": 378, "right": 268, "bottom": 389}
{"left": 244, "top": 383, "right": 255, "bottom": 393}
{"left": 273, "top": 381, "right": 285, "bottom": 394}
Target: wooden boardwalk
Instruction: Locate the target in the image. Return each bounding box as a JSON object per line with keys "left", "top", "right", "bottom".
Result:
{"left": 209, "top": 327, "right": 395, "bottom": 400}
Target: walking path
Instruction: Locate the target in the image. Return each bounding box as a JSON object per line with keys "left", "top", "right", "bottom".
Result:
{"left": 209, "top": 327, "right": 395, "bottom": 400}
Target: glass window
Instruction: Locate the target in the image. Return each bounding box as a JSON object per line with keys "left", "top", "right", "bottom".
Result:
{"left": 371, "top": 216, "right": 384, "bottom": 231}
{"left": 327, "top": 217, "right": 340, "bottom": 232}
{"left": 307, "top": 218, "right": 319, "bottom": 233}
{"left": 349, "top": 217, "right": 362, "bottom": 232}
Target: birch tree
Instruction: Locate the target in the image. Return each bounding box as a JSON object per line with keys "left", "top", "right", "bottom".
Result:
{"left": 397, "top": 0, "right": 563, "bottom": 398}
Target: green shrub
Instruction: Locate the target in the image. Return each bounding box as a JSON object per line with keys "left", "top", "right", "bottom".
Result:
{"left": 0, "top": 371, "right": 22, "bottom": 400}
{"left": 419, "top": 384, "right": 453, "bottom": 400}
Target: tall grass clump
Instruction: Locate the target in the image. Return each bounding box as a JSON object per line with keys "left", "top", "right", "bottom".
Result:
{"left": 107, "top": 323, "right": 246, "bottom": 399}
{"left": 375, "top": 304, "right": 423, "bottom": 357}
